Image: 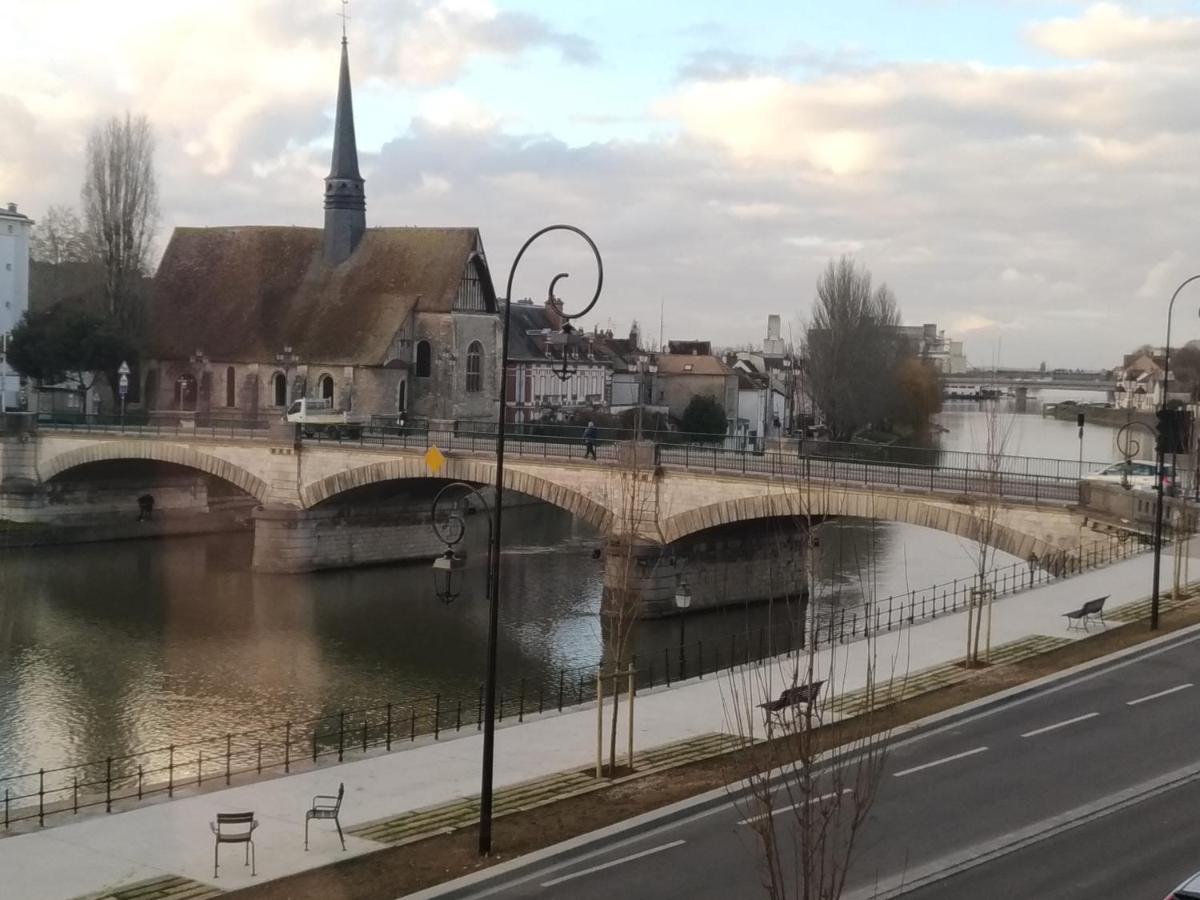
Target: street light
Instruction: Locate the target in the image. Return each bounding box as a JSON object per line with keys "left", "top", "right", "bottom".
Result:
{"left": 674, "top": 578, "right": 692, "bottom": 681}
{"left": 438, "top": 225, "right": 602, "bottom": 857}
{"left": 1150, "top": 275, "right": 1200, "bottom": 630}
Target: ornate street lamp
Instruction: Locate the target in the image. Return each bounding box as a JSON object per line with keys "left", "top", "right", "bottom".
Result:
{"left": 451, "top": 225, "right": 602, "bottom": 857}
{"left": 674, "top": 578, "right": 692, "bottom": 681}
{"left": 429, "top": 482, "right": 490, "bottom": 605}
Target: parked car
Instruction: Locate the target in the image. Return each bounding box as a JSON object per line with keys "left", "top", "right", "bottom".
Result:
{"left": 1083, "top": 460, "right": 1173, "bottom": 491}
{"left": 1165, "top": 868, "right": 1200, "bottom": 899}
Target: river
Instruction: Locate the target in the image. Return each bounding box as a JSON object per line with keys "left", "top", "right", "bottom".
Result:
{"left": 0, "top": 395, "right": 1117, "bottom": 776}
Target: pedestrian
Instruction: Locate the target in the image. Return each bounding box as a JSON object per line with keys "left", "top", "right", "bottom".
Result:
{"left": 584, "top": 420, "right": 598, "bottom": 460}
{"left": 136, "top": 494, "right": 155, "bottom": 522}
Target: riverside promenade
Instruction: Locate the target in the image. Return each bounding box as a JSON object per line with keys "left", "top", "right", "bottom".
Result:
{"left": 0, "top": 551, "right": 1171, "bottom": 900}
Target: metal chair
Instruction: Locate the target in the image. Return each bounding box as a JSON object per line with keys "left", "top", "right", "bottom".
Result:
{"left": 210, "top": 811, "right": 258, "bottom": 878}
{"left": 305, "top": 782, "right": 346, "bottom": 851}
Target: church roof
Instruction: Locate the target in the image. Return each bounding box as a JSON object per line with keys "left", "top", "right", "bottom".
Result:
{"left": 147, "top": 225, "right": 487, "bottom": 366}
{"left": 328, "top": 39, "right": 362, "bottom": 183}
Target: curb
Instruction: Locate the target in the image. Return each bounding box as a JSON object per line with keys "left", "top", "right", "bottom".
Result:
{"left": 401, "top": 616, "right": 1200, "bottom": 899}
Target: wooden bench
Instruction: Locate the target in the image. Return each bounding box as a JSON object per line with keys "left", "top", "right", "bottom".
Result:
{"left": 211, "top": 811, "right": 257, "bottom": 878}
{"left": 758, "top": 681, "right": 824, "bottom": 728}
{"left": 1063, "top": 595, "right": 1108, "bottom": 631}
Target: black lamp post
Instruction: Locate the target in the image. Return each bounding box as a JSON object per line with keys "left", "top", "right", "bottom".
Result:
{"left": 434, "top": 226, "right": 602, "bottom": 857}
{"left": 674, "top": 578, "right": 692, "bottom": 681}
{"left": 1150, "top": 275, "right": 1200, "bottom": 630}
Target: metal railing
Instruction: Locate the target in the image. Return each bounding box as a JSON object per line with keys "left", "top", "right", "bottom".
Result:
{"left": 35, "top": 414, "right": 273, "bottom": 441}
{"left": 0, "top": 532, "right": 1146, "bottom": 831}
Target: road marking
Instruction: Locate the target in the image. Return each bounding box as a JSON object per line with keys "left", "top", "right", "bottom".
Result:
{"left": 540, "top": 840, "right": 687, "bottom": 888}
{"left": 1127, "top": 683, "right": 1194, "bottom": 706}
{"left": 1020, "top": 712, "right": 1100, "bottom": 738}
{"left": 737, "top": 789, "right": 853, "bottom": 826}
{"left": 892, "top": 746, "right": 988, "bottom": 778}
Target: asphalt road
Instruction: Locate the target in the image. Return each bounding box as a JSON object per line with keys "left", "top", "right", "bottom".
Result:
{"left": 421, "top": 629, "right": 1200, "bottom": 900}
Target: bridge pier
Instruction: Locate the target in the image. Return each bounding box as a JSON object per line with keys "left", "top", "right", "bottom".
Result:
{"left": 603, "top": 520, "right": 810, "bottom": 619}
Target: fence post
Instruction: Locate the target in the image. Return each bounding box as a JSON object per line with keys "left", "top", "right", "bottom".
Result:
{"left": 478, "top": 684, "right": 484, "bottom": 730}
{"left": 40, "top": 768, "right": 46, "bottom": 825}
{"left": 226, "top": 734, "right": 232, "bottom": 785}
{"left": 362, "top": 720, "right": 368, "bottom": 753}
{"left": 434, "top": 694, "right": 442, "bottom": 739}
{"left": 698, "top": 638, "right": 704, "bottom": 678}
{"left": 386, "top": 703, "right": 393, "bottom": 751}
{"left": 284, "top": 725, "right": 291, "bottom": 772}
{"left": 338, "top": 711, "right": 346, "bottom": 762}
{"left": 409, "top": 706, "right": 417, "bottom": 741}
{"left": 519, "top": 678, "right": 526, "bottom": 723}
{"left": 256, "top": 743, "right": 262, "bottom": 775}
{"left": 75, "top": 775, "right": 80, "bottom": 812}
{"left": 197, "top": 751, "right": 203, "bottom": 786}
{"left": 3, "top": 789, "right": 7, "bottom": 831}
{"left": 168, "top": 745, "right": 175, "bottom": 796}
{"left": 312, "top": 729, "right": 318, "bottom": 763}
{"left": 558, "top": 670, "right": 566, "bottom": 711}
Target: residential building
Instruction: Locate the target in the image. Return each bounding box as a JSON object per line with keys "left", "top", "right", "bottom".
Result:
{"left": 894, "top": 322, "right": 968, "bottom": 374}
{"left": 1114, "top": 351, "right": 1186, "bottom": 410}
{"left": 142, "top": 37, "right": 501, "bottom": 425}
{"left": 653, "top": 351, "right": 738, "bottom": 431}
{"left": 506, "top": 299, "right": 614, "bottom": 423}
{"left": 727, "top": 316, "right": 800, "bottom": 436}
{"left": 0, "top": 202, "right": 32, "bottom": 411}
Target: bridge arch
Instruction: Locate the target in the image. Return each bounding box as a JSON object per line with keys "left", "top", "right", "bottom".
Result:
{"left": 301, "top": 457, "right": 613, "bottom": 532}
{"left": 39, "top": 440, "right": 270, "bottom": 504}
{"left": 661, "top": 487, "right": 1059, "bottom": 563}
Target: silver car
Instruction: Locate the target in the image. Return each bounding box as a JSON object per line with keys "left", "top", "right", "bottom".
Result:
{"left": 1083, "top": 461, "right": 1173, "bottom": 491}
{"left": 1166, "top": 869, "right": 1200, "bottom": 898}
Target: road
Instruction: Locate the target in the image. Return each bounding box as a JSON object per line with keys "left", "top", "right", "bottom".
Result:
{"left": 418, "top": 628, "right": 1200, "bottom": 900}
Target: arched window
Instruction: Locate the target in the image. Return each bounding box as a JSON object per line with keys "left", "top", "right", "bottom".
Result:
{"left": 272, "top": 372, "right": 287, "bottom": 407}
{"left": 144, "top": 369, "right": 158, "bottom": 410}
{"left": 225, "top": 366, "right": 236, "bottom": 407}
{"left": 319, "top": 374, "right": 334, "bottom": 402}
{"left": 466, "top": 341, "right": 482, "bottom": 393}
{"left": 415, "top": 341, "right": 432, "bottom": 378}
{"left": 175, "top": 374, "right": 197, "bottom": 411}
{"left": 398, "top": 380, "right": 407, "bottom": 412}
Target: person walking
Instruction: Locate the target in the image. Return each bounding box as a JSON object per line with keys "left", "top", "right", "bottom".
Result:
{"left": 584, "top": 420, "right": 598, "bottom": 460}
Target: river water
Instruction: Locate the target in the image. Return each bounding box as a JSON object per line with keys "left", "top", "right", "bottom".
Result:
{"left": 0, "top": 396, "right": 1118, "bottom": 776}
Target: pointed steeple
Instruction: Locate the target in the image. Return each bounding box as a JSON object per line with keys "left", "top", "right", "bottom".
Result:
{"left": 324, "top": 36, "right": 366, "bottom": 265}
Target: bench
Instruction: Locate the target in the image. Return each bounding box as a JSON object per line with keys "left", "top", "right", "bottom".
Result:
{"left": 305, "top": 782, "right": 346, "bottom": 851}
{"left": 1063, "top": 595, "right": 1108, "bottom": 631}
{"left": 758, "top": 681, "right": 824, "bottom": 728}
{"left": 211, "top": 811, "right": 257, "bottom": 878}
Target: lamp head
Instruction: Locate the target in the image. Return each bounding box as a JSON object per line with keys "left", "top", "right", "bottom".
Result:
{"left": 432, "top": 548, "right": 466, "bottom": 604}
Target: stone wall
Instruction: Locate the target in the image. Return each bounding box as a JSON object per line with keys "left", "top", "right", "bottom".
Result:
{"left": 251, "top": 505, "right": 446, "bottom": 573}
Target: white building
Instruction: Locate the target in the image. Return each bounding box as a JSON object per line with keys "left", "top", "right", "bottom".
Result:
{"left": 0, "top": 202, "right": 33, "bottom": 412}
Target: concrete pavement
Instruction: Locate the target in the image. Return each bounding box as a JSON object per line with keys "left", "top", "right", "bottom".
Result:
{"left": 0, "top": 548, "right": 1179, "bottom": 900}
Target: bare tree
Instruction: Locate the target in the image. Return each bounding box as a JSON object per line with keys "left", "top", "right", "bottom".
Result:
{"left": 81, "top": 112, "right": 159, "bottom": 331}
{"left": 803, "top": 257, "right": 903, "bottom": 440}
{"left": 29, "top": 206, "right": 93, "bottom": 265}
{"left": 724, "top": 479, "right": 899, "bottom": 900}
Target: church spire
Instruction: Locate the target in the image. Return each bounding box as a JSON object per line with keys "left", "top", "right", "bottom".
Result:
{"left": 324, "top": 24, "right": 365, "bottom": 265}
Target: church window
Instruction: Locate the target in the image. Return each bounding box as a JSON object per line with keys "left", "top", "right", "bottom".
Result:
{"left": 225, "top": 367, "right": 236, "bottom": 407}
{"left": 415, "top": 341, "right": 432, "bottom": 378}
{"left": 319, "top": 374, "right": 335, "bottom": 401}
{"left": 272, "top": 372, "right": 287, "bottom": 407}
{"left": 398, "top": 381, "right": 406, "bottom": 412}
{"left": 466, "top": 341, "right": 482, "bottom": 392}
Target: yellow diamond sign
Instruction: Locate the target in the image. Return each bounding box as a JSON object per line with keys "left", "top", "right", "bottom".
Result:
{"left": 424, "top": 445, "right": 446, "bottom": 474}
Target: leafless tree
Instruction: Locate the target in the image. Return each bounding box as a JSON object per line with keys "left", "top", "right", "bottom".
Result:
{"left": 29, "top": 206, "right": 94, "bottom": 265}
{"left": 81, "top": 112, "right": 159, "bottom": 331}
{"left": 724, "top": 479, "right": 899, "bottom": 900}
{"left": 803, "top": 257, "right": 903, "bottom": 440}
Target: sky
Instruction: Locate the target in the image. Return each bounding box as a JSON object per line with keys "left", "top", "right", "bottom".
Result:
{"left": 6, "top": 0, "right": 1200, "bottom": 369}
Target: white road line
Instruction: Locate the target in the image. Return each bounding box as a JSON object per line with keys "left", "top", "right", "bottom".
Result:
{"left": 1127, "top": 683, "right": 1194, "bottom": 706}
{"left": 540, "top": 840, "right": 687, "bottom": 888}
{"left": 737, "top": 789, "right": 853, "bottom": 826}
{"left": 1020, "top": 712, "right": 1100, "bottom": 739}
{"left": 892, "top": 746, "right": 988, "bottom": 778}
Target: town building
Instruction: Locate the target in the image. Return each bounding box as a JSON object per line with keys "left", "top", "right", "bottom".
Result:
{"left": 652, "top": 351, "right": 738, "bottom": 432}
{"left": 142, "top": 37, "right": 501, "bottom": 426}
{"left": 1113, "top": 350, "right": 1185, "bottom": 410}
{"left": 727, "top": 316, "right": 800, "bottom": 439}
{"left": 505, "top": 299, "right": 614, "bottom": 423}
{"left": 894, "top": 323, "right": 968, "bottom": 374}
{"left": 0, "top": 202, "right": 32, "bottom": 412}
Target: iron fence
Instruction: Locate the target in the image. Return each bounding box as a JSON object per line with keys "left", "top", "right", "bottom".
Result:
{"left": 0, "top": 532, "right": 1146, "bottom": 831}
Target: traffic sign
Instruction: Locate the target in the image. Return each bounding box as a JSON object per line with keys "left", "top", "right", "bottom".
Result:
{"left": 119, "top": 373, "right": 129, "bottom": 398}
{"left": 118, "top": 360, "right": 131, "bottom": 376}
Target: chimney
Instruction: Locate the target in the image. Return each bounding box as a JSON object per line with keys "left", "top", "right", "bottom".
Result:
{"left": 544, "top": 297, "right": 564, "bottom": 330}
{"left": 5, "top": 203, "right": 15, "bottom": 213}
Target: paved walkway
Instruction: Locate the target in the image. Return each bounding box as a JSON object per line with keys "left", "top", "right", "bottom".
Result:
{"left": 0, "top": 551, "right": 1176, "bottom": 900}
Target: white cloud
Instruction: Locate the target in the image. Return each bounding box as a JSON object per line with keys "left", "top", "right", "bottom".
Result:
{"left": 1028, "top": 3, "right": 1200, "bottom": 60}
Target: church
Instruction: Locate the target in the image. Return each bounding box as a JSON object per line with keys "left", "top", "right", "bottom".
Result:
{"left": 142, "top": 36, "right": 501, "bottom": 426}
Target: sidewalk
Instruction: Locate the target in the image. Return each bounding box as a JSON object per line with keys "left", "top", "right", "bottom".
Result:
{"left": 0, "top": 552, "right": 1171, "bottom": 900}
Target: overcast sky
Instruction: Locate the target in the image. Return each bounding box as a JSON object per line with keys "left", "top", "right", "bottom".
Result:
{"left": 6, "top": 1, "right": 1200, "bottom": 369}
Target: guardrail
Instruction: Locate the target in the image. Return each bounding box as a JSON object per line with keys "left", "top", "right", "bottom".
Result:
{"left": 0, "top": 532, "right": 1145, "bottom": 831}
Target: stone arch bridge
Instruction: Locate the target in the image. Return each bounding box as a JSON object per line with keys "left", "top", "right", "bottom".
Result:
{"left": 1, "top": 429, "right": 1103, "bottom": 608}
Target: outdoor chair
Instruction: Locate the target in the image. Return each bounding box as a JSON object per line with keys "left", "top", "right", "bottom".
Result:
{"left": 1063, "top": 595, "right": 1108, "bottom": 631}
{"left": 305, "top": 782, "right": 346, "bottom": 851}
{"left": 759, "top": 680, "right": 825, "bottom": 730}
{"left": 210, "top": 811, "right": 257, "bottom": 878}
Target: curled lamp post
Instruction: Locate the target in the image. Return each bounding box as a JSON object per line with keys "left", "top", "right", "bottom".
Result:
{"left": 466, "top": 225, "right": 603, "bottom": 856}
{"left": 1150, "top": 274, "right": 1200, "bottom": 630}
{"left": 429, "top": 481, "right": 491, "bottom": 604}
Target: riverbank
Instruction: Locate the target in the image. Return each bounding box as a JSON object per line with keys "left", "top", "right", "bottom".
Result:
{"left": 1044, "top": 404, "right": 1153, "bottom": 430}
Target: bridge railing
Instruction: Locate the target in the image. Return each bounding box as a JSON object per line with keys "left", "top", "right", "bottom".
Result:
{"left": 0, "top": 532, "right": 1148, "bottom": 832}
{"left": 33, "top": 414, "right": 273, "bottom": 440}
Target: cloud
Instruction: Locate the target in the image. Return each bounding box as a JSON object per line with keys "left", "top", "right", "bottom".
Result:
{"left": 1028, "top": 3, "right": 1200, "bottom": 60}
